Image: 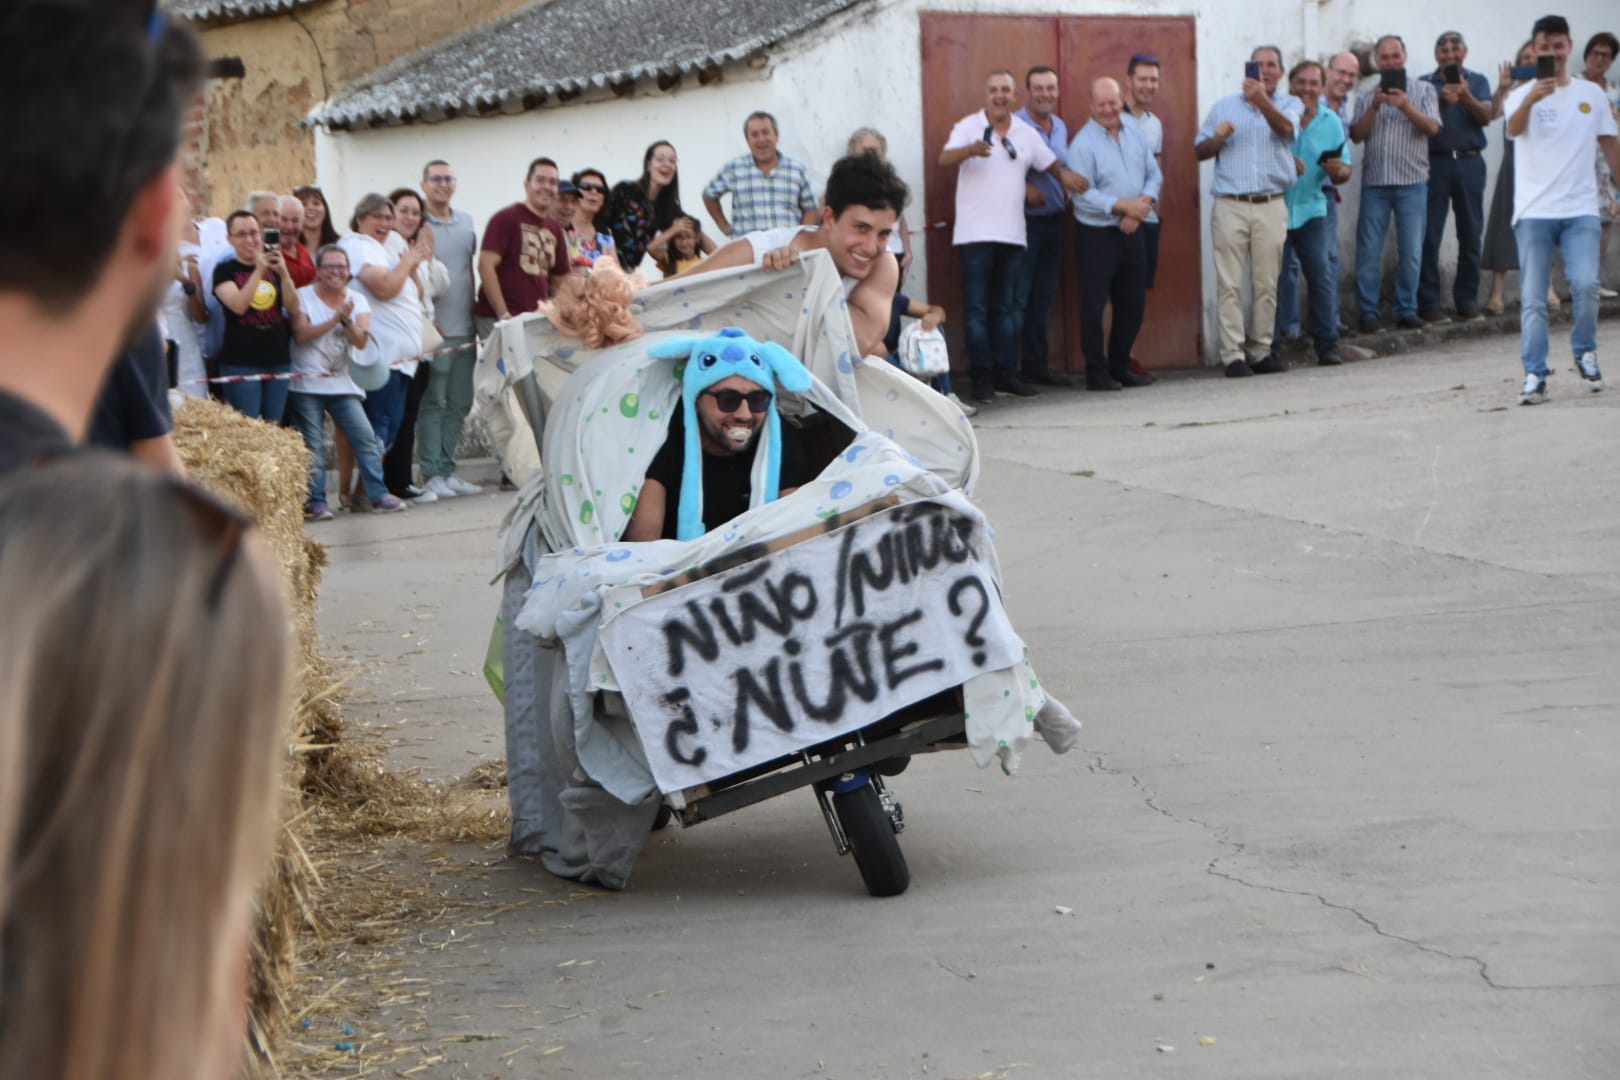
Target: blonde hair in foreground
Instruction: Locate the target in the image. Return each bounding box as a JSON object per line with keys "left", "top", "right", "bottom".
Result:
{"left": 0, "top": 454, "right": 291, "bottom": 1080}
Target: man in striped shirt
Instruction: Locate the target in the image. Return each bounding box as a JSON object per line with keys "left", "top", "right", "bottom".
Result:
{"left": 1195, "top": 44, "right": 1304, "bottom": 378}
{"left": 1350, "top": 35, "right": 1442, "bottom": 332}
{"left": 702, "top": 112, "right": 819, "bottom": 239}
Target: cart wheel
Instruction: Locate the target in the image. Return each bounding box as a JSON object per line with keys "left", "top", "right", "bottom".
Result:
{"left": 651, "top": 804, "right": 674, "bottom": 831}
{"left": 833, "top": 783, "right": 910, "bottom": 897}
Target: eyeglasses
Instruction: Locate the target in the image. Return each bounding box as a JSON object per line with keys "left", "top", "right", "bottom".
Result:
{"left": 1132, "top": 53, "right": 1160, "bottom": 63}
{"left": 576, "top": 182, "right": 608, "bottom": 194}
{"left": 317, "top": 263, "right": 348, "bottom": 271}
{"left": 702, "top": 388, "right": 773, "bottom": 413}
{"left": 981, "top": 125, "right": 1018, "bottom": 159}
{"left": 425, "top": 174, "right": 456, "bottom": 184}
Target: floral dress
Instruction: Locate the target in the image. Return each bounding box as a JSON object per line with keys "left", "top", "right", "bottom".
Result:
{"left": 605, "top": 181, "right": 659, "bottom": 271}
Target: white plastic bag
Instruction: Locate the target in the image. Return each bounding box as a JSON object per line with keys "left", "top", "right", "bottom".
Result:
{"left": 898, "top": 322, "right": 950, "bottom": 378}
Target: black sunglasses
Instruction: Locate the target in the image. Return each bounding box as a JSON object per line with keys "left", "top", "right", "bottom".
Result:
{"left": 576, "top": 182, "right": 608, "bottom": 194}
{"left": 1133, "top": 53, "right": 1160, "bottom": 63}
{"left": 981, "top": 125, "right": 1018, "bottom": 159}
{"left": 702, "top": 388, "right": 773, "bottom": 413}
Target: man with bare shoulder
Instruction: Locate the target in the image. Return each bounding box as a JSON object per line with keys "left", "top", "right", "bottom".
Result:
{"left": 670, "top": 153, "right": 910, "bottom": 361}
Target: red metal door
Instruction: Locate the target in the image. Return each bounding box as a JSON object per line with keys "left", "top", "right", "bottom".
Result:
{"left": 920, "top": 13, "right": 1201, "bottom": 373}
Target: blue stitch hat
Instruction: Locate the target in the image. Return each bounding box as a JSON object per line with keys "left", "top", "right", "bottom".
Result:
{"left": 645, "top": 327, "right": 813, "bottom": 540}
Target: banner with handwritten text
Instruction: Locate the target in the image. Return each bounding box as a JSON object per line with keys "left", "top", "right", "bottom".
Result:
{"left": 599, "top": 500, "right": 1022, "bottom": 794}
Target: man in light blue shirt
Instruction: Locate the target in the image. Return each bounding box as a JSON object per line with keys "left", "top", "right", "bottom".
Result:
{"left": 1011, "top": 65, "right": 1076, "bottom": 387}
{"left": 1067, "top": 77, "right": 1162, "bottom": 391}
{"left": 1195, "top": 45, "right": 1303, "bottom": 377}
{"left": 1273, "top": 60, "right": 1354, "bottom": 370}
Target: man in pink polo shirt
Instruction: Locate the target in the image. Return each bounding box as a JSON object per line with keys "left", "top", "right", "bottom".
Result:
{"left": 941, "top": 69, "right": 1091, "bottom": 403}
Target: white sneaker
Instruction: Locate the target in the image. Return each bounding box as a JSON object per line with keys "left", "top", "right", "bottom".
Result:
{"left": 446, "top": 473, "right": 482, "bottom": 495}
{"left": 1599, "top": 286, "right": 1618, "bottom": 299}
{"left": 1576, "top": 351, "right": 1604, "bottom": 392}
{"left": 425, "top": 475, "right": 458, "bottom": 499}
{"left": 946, "top": 392, "right": 979, "bottom": 417}
{"left": 408, "top": 486, "right": 438, "bottom": 504}
{"left": 1520, "top": 372, "right": 1548, "bottom": 406}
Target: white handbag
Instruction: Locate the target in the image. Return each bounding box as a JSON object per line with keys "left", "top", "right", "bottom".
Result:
{"left": 897, "top": 322, "right": 951, "bottom": 379}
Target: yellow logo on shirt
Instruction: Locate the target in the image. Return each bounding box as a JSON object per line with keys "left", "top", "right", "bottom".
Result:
{"left": 249, "top": 280, "right": 278, "bottom": 311}
{"left": 1579, "top": 102, "right": 1593, "bottom": 114}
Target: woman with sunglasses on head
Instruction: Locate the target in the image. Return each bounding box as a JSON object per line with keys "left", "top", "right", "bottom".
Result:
{"left": 380, "top": 186, "right": 449, "bottom": 503}
{"left": 566, "top": 168, "right": 618, "bottom": 268}
{"left": 601, "top": 141, "right": 703, "bottom": 273}
{"left": 337, "top": 193, "right": 428, "bottom": 508}
{"left": 0, "top": 453, "right": 291, "bottom": 1080}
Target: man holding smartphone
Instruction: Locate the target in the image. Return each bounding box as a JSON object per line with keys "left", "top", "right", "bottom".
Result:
{"left": 1418, "top": 32, "right": 1494, "bottom": 323}
{"left": 1505, "top": 14, "right": 1620, "bottom": 405}
{"left": 1195, "top": 45, "right": 1303, "bottom": 378}
{"left": 1350, "top": 34, "right": 1442, "bottom": 332}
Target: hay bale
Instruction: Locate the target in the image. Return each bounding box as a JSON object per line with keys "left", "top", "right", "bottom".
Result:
{"left": 172, "top": 398, "right": 330, "bottom": 1075}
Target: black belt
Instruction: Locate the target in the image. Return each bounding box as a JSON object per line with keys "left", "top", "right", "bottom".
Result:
{"left": 1220, "top": 192, "right": 1283, "bottom": 203}
{"left": 1431, "top": 149, "right": 1482, "bottom": 159}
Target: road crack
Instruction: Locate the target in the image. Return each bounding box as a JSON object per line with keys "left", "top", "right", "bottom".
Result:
{"left": 1085, "top": 748, "right": 1620, "bottom": 993}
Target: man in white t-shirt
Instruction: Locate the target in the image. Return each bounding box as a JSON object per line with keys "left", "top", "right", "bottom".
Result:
{"left": 1506, "top": 14, "right": 1620, "bottom": 405}
{"left": 941, "top": 69, "right": 1091, "bottom": 402}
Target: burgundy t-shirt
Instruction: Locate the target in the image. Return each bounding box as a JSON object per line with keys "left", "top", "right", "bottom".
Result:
{"left": 473, "top": 202, "right": 571, "bottom": 318}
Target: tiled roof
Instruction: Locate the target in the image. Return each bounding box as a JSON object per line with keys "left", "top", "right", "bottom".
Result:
{"left": 164, "top": 0, "right": 318, "bottom": 25}
{"left": 309, "top": 0, "right": 867, "bottom": 129}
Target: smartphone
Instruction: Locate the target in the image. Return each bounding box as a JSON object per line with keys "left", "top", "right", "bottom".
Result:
{"left": 1510, "top": 63, "right": 1538, "bottom": 81}
{"left": 1318, "top": 143, "right": 1345, "bottom": 163}
{"left": 1244, "top": 61, "right": 1261, "bottom": 81}
{"left": 1443, "top": 64, "right": 1461, "bottom": 84}
{"left": 263, "top": 227, "right": 280, "bottom": 250}
{"left": 1379, "top": 68, "right": 1407, "bottom": 93}
{"left": 1536, "top": 54, "right": 1556, "bottom": 79}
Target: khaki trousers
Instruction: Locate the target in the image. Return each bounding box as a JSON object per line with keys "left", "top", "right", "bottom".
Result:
{"left": 1211, "top": 196, "right": 1290, "bottom": 362}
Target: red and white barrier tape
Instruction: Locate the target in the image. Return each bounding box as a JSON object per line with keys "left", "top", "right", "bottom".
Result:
{"left": 183, "top": 339, "right": 477, "bottom": 386}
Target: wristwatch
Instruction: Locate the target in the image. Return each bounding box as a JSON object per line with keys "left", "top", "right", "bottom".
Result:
{"left": 181, "top": 281, "right": 196, "bottom": 296}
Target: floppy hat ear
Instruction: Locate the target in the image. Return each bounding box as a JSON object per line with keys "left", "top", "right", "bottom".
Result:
{"left": 758, "top": 341, "right": 813, "bottom": 393}
{"left": 647, "top": 336, "right": 700, "bottom": 360}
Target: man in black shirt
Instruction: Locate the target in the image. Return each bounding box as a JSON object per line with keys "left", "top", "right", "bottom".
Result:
{"left": 0, "top": 4, "right": 203, "bottom": 476}
{"left": 626, "top": 394, "right": 808, "bottom": 540}
{"left": 88, "top": 324, "right": 184, "bottom": 473}
{"left": 621, "top": 327, "right": 814, "bottom": 541}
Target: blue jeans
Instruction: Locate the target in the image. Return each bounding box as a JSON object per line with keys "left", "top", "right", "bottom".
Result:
{"left": 1324, "top": 191, "right": 1342, "bottom": 322}
{"left": 1514, "top": 215, "right": 1601, "bottom": 377}
{"left": 287, "top": 392, "right": 390, "bottom": 506}
{"left": 363, "top": 370, "right": 410, "bottom": 453}
{"left": 1419, "top": 154, "right": 1487, "bottom": 313}
{"left": 1279, "top": 192, "right": 1344, "bottom": 337}
{"left": 1012, "top": 215, "right": 1064, "bottom": 376}
{"left": 1277, "top": 244, "right": 1303, "bottom": 338}
{"left": 1355, "top": 182, "right": 1427, "bottom": 320}
{"left": 218, "top": 366, "right": 290, "bottom": 424}
{"left": 1275, "top": 215, "right": 1338, "bottom": 356}
{"left": 957, "top": 241, "right": 1022, "bottom": 383}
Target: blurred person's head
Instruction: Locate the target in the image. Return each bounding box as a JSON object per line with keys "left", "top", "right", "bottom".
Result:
{"left": 247, "top": 191, "right": 280, "bottom": 232}
{"left": 1290, "top": 59, "right": 1325, "bottom": 108}
{"left": 1090, "top": 75, "right": 1124, "bottom": 130}
{"left": 0, "top": 453, "right": 290, "bottom": 1080}
{"left": 387, "top": 188, "right": 425, "bottom": 242}
{"left": 0, "top": 1, "right": 204, "bottom": 437}
{"left": 847, "top": 127, "right": 888, "bottom": 159}
{"left": 421, "top": 159, "right": 456, "bottom": 214}
{"left": 1127, "top": 54, "right": 1162, "bottom": 108}
{"left": 524, "top": 157, "right": 560, "bottom": 217}
{"left": 636, "top": 141, "right": 684, "bottom": 230}
{"left": 1251, "top": 45, "right": 1286, "bottom": 92}
{"left": 1026, "top": 65, "right": 1061, "bottom": 119}
{"left": 744, "top": 111, "right": 780, "bottom": 165}
{"left": 276, "top": 195, "right": 304, "bottom": 242}
{"left": 350, "top": 193, "right": 394, "bottom": 242}
{"left": 293, "top": 184, "right": 340, "bottom": 248}
{"left": 1326, "top": 51, "right": 1361, "bottom": 101}
{"left": 571, "top": 168, "right": 607, "bottom": 227}
{"left": 224, "top": 210, "right": 262, "bottom": 264}
{"left": 1583, "top": 31, "right": 1618, "bottom": 78}
{"left": 1531, "top": 16, "right": 1573, "bottom": 78}
{"left": 1373, "top": 35, "right": 1407, "bottom": 72}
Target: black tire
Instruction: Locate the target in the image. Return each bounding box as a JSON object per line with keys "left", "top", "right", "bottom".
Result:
{"left": 832, "top": 783, "right": 910, "bottom": 897}
{"left": 651, "top": 804, "right": 674, "bottom": 831}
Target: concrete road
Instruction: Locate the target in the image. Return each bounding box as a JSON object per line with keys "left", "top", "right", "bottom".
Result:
{"left": 317, "top": 329, "right": 1618, "bottom": 1079}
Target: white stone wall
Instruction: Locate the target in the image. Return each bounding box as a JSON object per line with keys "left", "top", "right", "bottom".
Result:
{"left": 316, "top": 0, "right": 1618, "bottom": 356}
